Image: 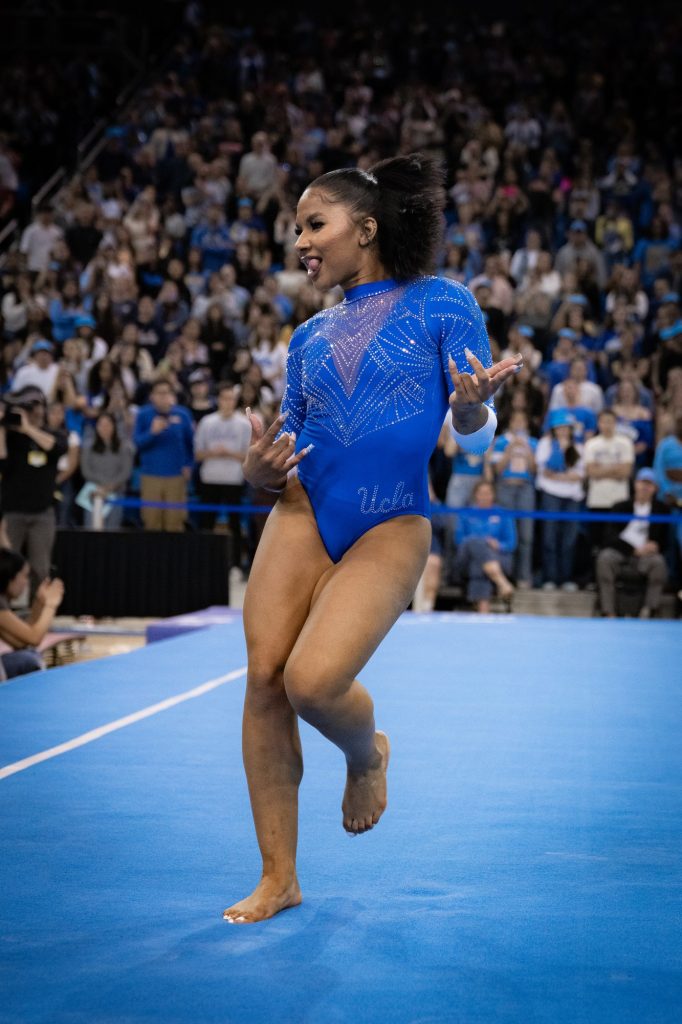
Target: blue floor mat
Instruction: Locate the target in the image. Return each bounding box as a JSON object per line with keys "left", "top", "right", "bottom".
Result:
{"left": 1, "top": 615, "right": 681, "bottom": 1023}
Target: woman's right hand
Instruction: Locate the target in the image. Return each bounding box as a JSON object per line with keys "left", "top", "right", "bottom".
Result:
{"left": 242, "top": 409, "right": 313, "bottom": 491}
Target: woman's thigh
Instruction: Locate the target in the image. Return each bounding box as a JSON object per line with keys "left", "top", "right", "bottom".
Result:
{"left": 243, "top": 479, "right": 334, "bottom": 676}
{"left": 285, "top": 514, "right": 432, "bottom": 695}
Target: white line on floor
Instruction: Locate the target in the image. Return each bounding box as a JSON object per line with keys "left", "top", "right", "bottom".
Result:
{"left": 0, "top": 666, "right": 247, "bottom": 781}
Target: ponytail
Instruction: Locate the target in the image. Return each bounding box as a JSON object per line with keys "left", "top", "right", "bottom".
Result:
{"left": 307, "top": 152, "right": 444, "bottom": 280}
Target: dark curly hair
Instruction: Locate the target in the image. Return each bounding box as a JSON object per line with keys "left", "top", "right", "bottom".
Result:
{"left": 307, "top": 153, "right": 445, "bottom": 281}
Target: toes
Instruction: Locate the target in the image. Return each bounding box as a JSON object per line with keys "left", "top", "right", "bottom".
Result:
{"left": 223, "top": 908, "right": 249, "bottom": 923}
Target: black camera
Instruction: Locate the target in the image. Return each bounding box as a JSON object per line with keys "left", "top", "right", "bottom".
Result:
{"left": 0, "top": 386, "right": 47, "bottom": 428}
{"left": 3, "top": 408, "right": 23, "bottom": 428}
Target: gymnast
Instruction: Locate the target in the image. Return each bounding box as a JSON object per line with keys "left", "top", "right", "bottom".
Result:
{"left": 223, "top": 154, "right": 522, "bottom": 924}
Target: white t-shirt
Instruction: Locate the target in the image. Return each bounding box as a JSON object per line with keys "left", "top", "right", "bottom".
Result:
{"left": 19, "top": 222, "right": 63, "bottom": 272}
{"left": 11, "top": 361, "right": 59, "bottom": 399}
{"left": 550, "top": 380, "right": 605, "bottom": 415}
{"left": 194, "top": 411, "right": 251, "bottom": 485}
{"left": 583, "top": 433, "right": 635, "bottom": 508}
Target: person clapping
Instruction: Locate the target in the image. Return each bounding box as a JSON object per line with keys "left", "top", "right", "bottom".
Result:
{"left": 0, "top": 548, "right": 64, "bottom": 679}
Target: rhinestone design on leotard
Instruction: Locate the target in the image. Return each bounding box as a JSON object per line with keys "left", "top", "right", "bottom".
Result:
{"left": 282, "top": 276, "right": 492, "bottom": 448}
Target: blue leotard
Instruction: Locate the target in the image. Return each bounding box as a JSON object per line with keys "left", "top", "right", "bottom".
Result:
{"left": 281, "top": 275, "right": 495, "bottom": 562}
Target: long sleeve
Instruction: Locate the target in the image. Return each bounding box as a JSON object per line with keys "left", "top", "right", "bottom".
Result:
{"left": 653, "top": 438, "right": 672, "bottom": 498}
{"left": 498, "top": 513, "right": 517, "bottom": 553}
{"left": 428, "top": 278, "right": 497, "bottom": 454}
{"left": 133, "top": 406, "right": 157, "bottom": 451}
{"left": 111, "top": 445, "right": 134, "bottom": 492}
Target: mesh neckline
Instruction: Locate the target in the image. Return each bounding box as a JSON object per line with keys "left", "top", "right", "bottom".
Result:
{"left": 343, "top": 279, "right": 399, "bottom": 303}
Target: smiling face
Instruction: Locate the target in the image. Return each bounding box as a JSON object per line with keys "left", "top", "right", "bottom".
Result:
{"left": 294, "top": 188, "right": 383, "bottom": 292}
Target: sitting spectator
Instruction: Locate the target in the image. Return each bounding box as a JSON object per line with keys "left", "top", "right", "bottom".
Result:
{"left": 549, "top": 356, "right": 604, "bottom": 415}
{"left": 584, "top": 409, "right": 635, "bottom": 551}
{"left": 80, "top": 412, "right": 134, "bottom": 528}
{"left": 49, "top": 278, "right": 86, "bottom": 344}
{"left": 190, "top": 204, "right": 233, "bottom": 273}
{"left": 0, "top": 387, "right": 67, "bottom": 597}
{"left": 11, "top": 340, "right": 59, "bottom": 400}
{"left": 541, "top": 328, "right": 578, "bottom": 391}
{"left": 250, "top": 311, "right": 288, "bottom": 399}
{"left": 201, "top": 302, "right": 241, "bottom": 379}
{"left": 543, "top": 377, "right": 597, "bottom": 442}
{"left": 0, "top": 548, "right": 64, "bottom": 680}
{"left": 501, "top": 323, "right": 543, "bottom": 373}
{"left": 487, "top": 411, "right": 537, "bottom": 588}
{"left": 452, "top": 481, "right": 517, "bottom": 613}
{"left": 596, "top": 468, "right": 668, "bottom": 618}
{"left": 133, "top": 378, "right": 194, "bottom": 532}
{"left": 555, "top": 219, "right": 607, "bottom": 291}
{"left": 236, "top": 131, "right": 277, "bottom": 201}
{"left": 194, "top": 383, "right": 251, "bottom": 566}
{"left": 536, "top": 410, "right": 585, "bottom": 590}
{"left": 495, "top": 363, "right": 546, "bottom": 438}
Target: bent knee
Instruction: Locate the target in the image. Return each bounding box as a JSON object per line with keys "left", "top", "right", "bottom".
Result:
{"left": 283, "top": 657, "right": 348, "bottom": 715}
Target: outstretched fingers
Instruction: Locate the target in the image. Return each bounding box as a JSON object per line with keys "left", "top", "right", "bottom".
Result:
{"left": 284, "top": 442, "right": 314, "bottom": 469}
{"left": 449, "top": 350, "right": 524, "bottom": 403}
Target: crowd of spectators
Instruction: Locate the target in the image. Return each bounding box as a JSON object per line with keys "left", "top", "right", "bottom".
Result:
{"left": 1, "top": 3, "right": 681, "bottom": 620}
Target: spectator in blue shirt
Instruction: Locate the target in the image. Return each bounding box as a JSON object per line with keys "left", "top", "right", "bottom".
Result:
{"left": 49, "top": 279, "right": 86, "bottom": 344}
{"left": 453, "top": 480, "right": 517, "bottom": 612}
{"left": 653, "top": 413, "right": 682, "bottom": 555}
{"left": 487, "top": 410, "right": 537, "bottom": 587}
{"left": 541, "top": 328, "right": 579, "bottom": 391}
{"left": 133, "top": 379, "right": 194, "bottom": 532}
{"left": 190, "top": 204, "right": 234, "bottom": 273}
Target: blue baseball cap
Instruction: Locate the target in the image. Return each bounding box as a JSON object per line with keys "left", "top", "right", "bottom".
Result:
{"left": 558, "top": 327, "right": 578, "bottom": 341}
{"left": 32, "top": 339, "right": 54, "bottom": 353}
{"left": 75, "top": 313, "right": 96, "bottom": 328}
{"left": 661, "top": 321, "right": 682, "bottom": 341}
{"left": 661, "top": 292, "right": 680, "bottom": 304}
{"left": 569, "top": 219, "right": 588, "bottom": 232}
{"left": 548, "top": 409, "right": 576, "bottom": 429}
{"left": 516, "top": 324, "right": 535, "bottom": 339}
{"left": 635, "top": 468, "right": 657, "bottom": 485}
{"left": 568, "top": 293, "right": 588, "bottom": 306}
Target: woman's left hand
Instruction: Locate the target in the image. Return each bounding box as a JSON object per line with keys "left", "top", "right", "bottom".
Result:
{"left": 448, "top": 348, "right": 523, "bottom": 410}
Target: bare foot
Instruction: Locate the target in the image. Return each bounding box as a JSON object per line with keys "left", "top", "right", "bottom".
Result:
{"left": 223, "top": 876, "right": 302, "bottom": 924}
{"left": 342, "top": 731, "right": 390, "bottom": 835}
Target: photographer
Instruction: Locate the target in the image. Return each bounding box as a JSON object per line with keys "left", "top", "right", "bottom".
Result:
{"left": 0, "top": 386, "right": 67, "bottom": 598}
{"left": 0, "top": 548, "right": 64, "bottom": 680}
